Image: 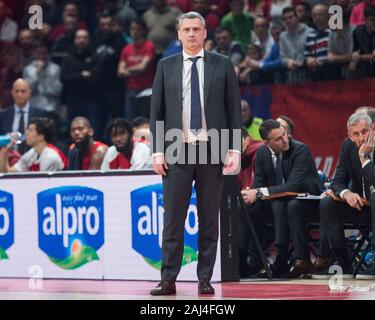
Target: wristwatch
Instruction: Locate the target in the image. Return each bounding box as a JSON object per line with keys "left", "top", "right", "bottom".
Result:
{"left": 256, "top": 188, "right": 264, "bottom": 201}
{"left": 359, "top": 152, "right": 371, "bottom": 160}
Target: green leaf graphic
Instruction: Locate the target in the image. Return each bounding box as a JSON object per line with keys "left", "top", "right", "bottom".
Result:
{"left": 0, "top": 247, "right": 8, "bottom": 260}
{"left": 143, "top": 246, "right": 198, "bottom": 270}
{"left": 49, "top": 245, "right": 99, "bottom": 270}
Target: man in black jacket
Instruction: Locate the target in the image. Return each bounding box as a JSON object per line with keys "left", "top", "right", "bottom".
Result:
{"left": 93, "top": 12, "right": 127, "bottom": 137}
{"left": 241, "top": 119, "right": 322, "bottom": 278}
{"left": 61, "top": 29, "right": 100, "bottom": 139}
{"left": 315, "top": 112, "right": 375, "bottom": 280}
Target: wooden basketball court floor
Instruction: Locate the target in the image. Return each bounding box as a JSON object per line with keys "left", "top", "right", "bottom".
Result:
{"left": 0, "top": 278, "right": 375, "bottom": 300}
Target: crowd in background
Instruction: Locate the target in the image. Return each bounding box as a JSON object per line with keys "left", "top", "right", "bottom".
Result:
{"left": 0, "top": 0, "right": 375, "bottom": 171}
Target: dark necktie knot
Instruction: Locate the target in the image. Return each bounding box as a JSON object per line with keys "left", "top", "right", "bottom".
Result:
{"left": 189, "top": 56, "right": 201, "bottom": 64}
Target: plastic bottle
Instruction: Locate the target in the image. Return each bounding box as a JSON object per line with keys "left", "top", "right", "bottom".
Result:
{"left": 0, "top": 132, "right": 24, "bottom": 147}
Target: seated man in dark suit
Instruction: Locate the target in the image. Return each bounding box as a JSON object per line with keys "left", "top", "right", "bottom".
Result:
{"left": 314, "top": 112, "right": 375, "bottom": 280}
{"left": 0, "top": 78, "right": 47, "bottom": 154}
{"left": 241, "top": 119, "right": 323, "bottom": 278}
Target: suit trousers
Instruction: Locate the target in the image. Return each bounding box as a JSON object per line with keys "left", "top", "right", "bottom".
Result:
{"left": 161, "top": 142, "right": 224, "bottom": 281}
{"left": 320, "top": 194, "right": 375, "bottom": 253}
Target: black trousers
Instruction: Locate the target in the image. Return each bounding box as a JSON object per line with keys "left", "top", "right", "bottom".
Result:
{"left": 246, "top": 198, "right": 319, "bottom": 260}
{"left": 320, "top": 194, "right": 375, "bottom": 253}
{"left": 160, "top": 143, "right": 224, "bottom": 281}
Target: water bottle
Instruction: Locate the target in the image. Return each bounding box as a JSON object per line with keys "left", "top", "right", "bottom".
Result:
{"left": 0, "top": 132, "right": 24, "bottom": 147}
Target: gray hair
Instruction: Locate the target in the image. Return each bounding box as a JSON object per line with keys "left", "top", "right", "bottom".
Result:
{"left": 347, "top": 112, "right": 372, "bottom": 130}
{"left": 178, "top": 11, "right": 206, "bottom": 29}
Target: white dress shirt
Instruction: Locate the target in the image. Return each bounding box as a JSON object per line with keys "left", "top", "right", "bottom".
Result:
{"left": 260, "top": 147, "right": 283, "bottom": 196}
{"left": 182, "top": 48, "right": 208, "bottom": 143}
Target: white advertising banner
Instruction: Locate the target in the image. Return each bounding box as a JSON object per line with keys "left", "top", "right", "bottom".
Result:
{"left": 0, "top": 173, "right": 221, "bottom": 281}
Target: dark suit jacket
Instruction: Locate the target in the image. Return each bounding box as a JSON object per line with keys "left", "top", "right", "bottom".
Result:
{"left": 0, "top": 105, "right": 48, "bottom": 134}
{"left": 333, "top": 137, "right": 371, "bottom": 197}
{"left": 150, "top": 51, "right": 242, "bottom": 159}
{"left": 253, "top": 138, "right": 323, "bottom": 195}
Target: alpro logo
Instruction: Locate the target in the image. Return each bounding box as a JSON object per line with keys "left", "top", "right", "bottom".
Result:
{"left": 0, "top": 190, "right": 14, "bottom": 260}
{"left": 37, "top": 186, "right": 104, "bottom": 270}
{"left": 131, "top": 184, "right": 198, "bottom": 269}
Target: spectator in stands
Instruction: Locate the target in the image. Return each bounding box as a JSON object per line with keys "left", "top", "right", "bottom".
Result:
{"left": 17, "top": 29, "right": 35, "bottom": 68}
{"left": 50, "top": 15, "right": 81, "bottom": 64}
{"left": 304, "top": 4, "right": 332, "bottom": 81}
{"left": 0, "top": 0, "right": 18, "bottom": 42}
{"left": 327, "top": 11, "right": 354, "bottom": 80}
{"left": 0, "top": 42, "right": 23, "bottom": 109}
{"left": 276, "top": 115, "right": 295, "bottom": 137}
{"left": 241, "top": 22, "right": 285, "bottom": 83}
{"left": 23, "top": 42, "right": 63, "bottom": 114}
{"left": 350, "top": 0, "right": 375, "bottom": 27}
{"left": 101, "top": 118, "right": 133, "bottom": 170}
{"left": 241, "top": 99, "right": 263, "bottom": 141}
{"left": 221, "top": 0, "right": 254, "bottom": 51}
{"left": 351, "top": 4, "right": 375, "bottom": 78}
{"left": 61, "top": 29, "right": 101, "bottom": 138}
{"left": 238, "top": 127, "right": 263, "bottom": 277}
{"left": 295, "top": 1, "right": 313, "bottom": 27}
{"left": 252, "top": 17, "right": 274, "bottom": 59}
{"left": 264, "top": 0, "right": 300, "bottom": 23}
{"left": 131, "top": 116, "right": 152, "bottom": 169}
{"left": 241, "top": 119, "right": 323, "bottom": 278}
{"left": 314, "top": 112, "right": 375, "bottom": 279}
{"left": 212, "top": 27, "right": 244, "bottom": 66}
{"left": 0, "top": 78, "right": 47, "bottom": 154}
{"left": 48, "top": 1, "right": 87, "bottom": 43}
{"left": 142, "top": 0, "right": 182, "bottom": 56}
{"left": 237, "top": 44, "right": 265, "bottom": 84}
{"left": 67, "top": 117, "right": 108, "bottom": 170}
{"left": 93, "top": 12, "right": 127, "bottom": 137}
{"left": 191, "top": 0, "right": 220, "bottom": 38}
{"left": 280, "top": 7, "right": 311, "bottom": 83}
{"left": 0, "top": 117, "right": 67, "bottom": 172}
{"left": 118, "top": 18, "right": 156, "bottom": 121}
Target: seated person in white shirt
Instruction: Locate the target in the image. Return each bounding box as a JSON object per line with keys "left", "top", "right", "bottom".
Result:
{"left": 131, "top": 116, "right": 151, "bottom": 170}
{"left": 0, "top": 117, "right": 67, "bottom": 172}
{"left": 101, "top": 118, "right": 133, "bottom": 170}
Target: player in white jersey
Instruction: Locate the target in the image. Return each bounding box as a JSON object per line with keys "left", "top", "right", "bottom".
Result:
{"left": 0, "top": 117, "right": 67, "bottom": 172}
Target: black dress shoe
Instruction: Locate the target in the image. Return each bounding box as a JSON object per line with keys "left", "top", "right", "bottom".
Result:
{"left": 198, "top": 280, "right": 215, "bottom": 295}
{"left": 150, "top": 281, "right": 176, "bottom": 296}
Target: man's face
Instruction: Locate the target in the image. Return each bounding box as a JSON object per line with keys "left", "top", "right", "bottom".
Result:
{"left": 312, "top": 5, "right": 328, "bottom": 30}
{"left": 63, "top": 3, "right": 78, "bottom": 17}
{"left": 348, "top": 119, "right": 371, "bottom": 148}
{"left": 296, "top": 4, "right": 308, "bottom": 21}
{"left": 254, "top": 18, "right": 269, "bottom": 39}
{"left": 64, "top": 15, "right": 78, "bottom": 31}
{"left": 110, "top": 128, "right": 130, "bottom": 149}
{"left": 241, "top": 101, "right": 251, "bottom": 123}
{"left": 74, "top": 30, "right": 90, "bottom": 49}
{"left": 70, "top": 120, "right": 93, "bottom": 146}
{"left": 34, "top": 47, "right": 48, "bottom": 62}
{"left": 241, "top": 136, "right": 251, "bottom": 153}
{"left": 130, "top": 22, "right": 144, "bottom": 41}
{"left": 266, "top": 127, "right": 289, "bottom": 154}
{"left": 192, "top": 0, "right": 207, "bottom": 13}
{"left": 26, "top": 124, "right": 40, "bottom": 147}
{"left": 12, "top": 81, "right": 31, "bottom": 107}
{"left": 215, "top": 30, "right": 231, "bottom": 49}
{"left": 178, "top": 18, "right": 207, "bottom": 53}
{"left": 18, "top": 30, "right": 34, "bottom": 49}
{"left": 230, "top": 0, "right": 244, "bottom": 15}
{"left": 271, "top": 27, "right": 283, "bottom": 43}
{"left": 99, "top": 16, "right": 113, "bottom": 35}
{"left": 365, "top": 16, "right": 375, "bottom": 33}
{"left": 283, "top": 11, "right": 299, "bottom": 29}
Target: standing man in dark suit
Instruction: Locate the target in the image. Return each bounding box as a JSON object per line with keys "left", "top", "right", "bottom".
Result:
{"left": 314, "top": 112, "right": 375, "bottom": 280}
{"left": 0, "top": 78, "right": 47, "bottom": 154}
{"left": 150, "top": 11, "right": 242, "bottom": 296}
{"left": 241, "top": 119, "right": 323, "bottom": 278}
